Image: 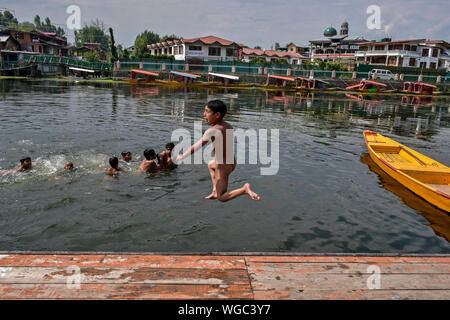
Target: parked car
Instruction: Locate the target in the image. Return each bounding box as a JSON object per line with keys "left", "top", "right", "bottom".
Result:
{"left": 368, "top": 69, "right": 395, "bottom": 80}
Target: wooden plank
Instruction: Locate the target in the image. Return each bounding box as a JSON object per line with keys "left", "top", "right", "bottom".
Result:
{"left": 245, "top": 256, "right": 450, "bottom": 264}
{"left": 248, "top": 273, "right": 449, "bottom": 291}
{"left": 246, "top": 262, "right": 450, "bottom": 274}
{"left": 253, "top": 289, "right": 450, "bottom": 300}
{"left": 0, "top": 267, "right": 250, "bottom": 285}
{"left": 0, "top": 255, "right": 246, "bottom": 269}
{"left": 0, "top": 283, "right": 253, "bottom": 300}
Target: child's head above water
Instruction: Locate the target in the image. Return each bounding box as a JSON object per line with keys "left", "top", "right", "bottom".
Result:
{"left": 109, "top": 157, "right": 119, "bottom": 169}
{"left": 121, "top": 151, "right": 132, "bottom": 161}
{"left": 20, "top": 157, "right": 32, "bottom": 169}
{"left": 165, "top": 142, "right": 175, "bottom": 151}
{"left": 143, "top": 148, "right": 156, "bottom": 160}
{"left": 64, "top": 162, "right": 74, "bottom": 170}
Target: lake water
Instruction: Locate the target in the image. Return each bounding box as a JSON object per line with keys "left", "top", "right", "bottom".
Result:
{"left": 0, "top": 79, "right": 449, "bottom": 253}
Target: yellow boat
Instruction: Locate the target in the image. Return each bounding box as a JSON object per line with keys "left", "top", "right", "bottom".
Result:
{"left": 364, "top": 131, "right": 450, "bottom": 212}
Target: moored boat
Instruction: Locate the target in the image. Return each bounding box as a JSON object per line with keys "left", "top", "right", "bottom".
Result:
{"left": 364, "top": 131, "right": 450, "bottom": 212}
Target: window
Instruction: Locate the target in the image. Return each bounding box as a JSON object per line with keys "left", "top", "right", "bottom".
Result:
{"left": 179, "top": 46, "right": 183, "bottom": 55}
{"left": 375, "top": 45, "right": 384, "bottom": 51}
{"left": 432, "top": 48, "right": 439, "bottom": 57}
{"left": 189, "top": 45, "right": 202, "bottom": 51}
{"left": 226, "top": 48, "right": 234, "bottom": 57}
{"left": 409, "top": 58, "right": 416, "bottom": 67}
{"left": 404, "top": 45, "right": 410, "bottom": 50}
{"left": 411, "top": 45, "right": 417, "bottom": 51}
{"left": 422, "top": 48, "right": 429, "bottom": 57}
{"left": 15, "top": 32, "right": 24, "bottom": 40}
{"left": 174, "top": 46, "right": 179, "bottom": 55}
{"left": 430, "top": 62, "right": 436, "bottom": 69}
{"left": 208, "top": 47, "right": 221, "bottom": 56}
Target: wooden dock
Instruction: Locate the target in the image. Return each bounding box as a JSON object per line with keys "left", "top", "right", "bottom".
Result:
{"left": 0, "top": 253, "right": 448, "bottom": 299}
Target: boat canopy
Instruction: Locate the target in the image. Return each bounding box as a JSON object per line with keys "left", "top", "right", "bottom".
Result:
{"left": 130, "top": 69, "right": 159, "bottom": 77}
{"left": 170, "top": 71, "right": 200, "bottom": 79}
{"left": 268, "top": 75, "right": 295, "bottom": 81}
{"left": 208, "top": 72, "right": 239, "bottom": 80}
{"left": 69, "top": 67, "right": 95, "bottom": 73}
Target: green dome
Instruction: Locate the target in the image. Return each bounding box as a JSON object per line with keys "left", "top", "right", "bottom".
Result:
{"left": 324, "top": 27, "right": 337, "bottom": 37}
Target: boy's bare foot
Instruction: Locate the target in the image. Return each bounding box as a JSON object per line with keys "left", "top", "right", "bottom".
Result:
{"left": 205, "top": 191, "right": 217, "bottom": 199}
{"left": 244, "top": 183, "right": 260, "bottom": 200}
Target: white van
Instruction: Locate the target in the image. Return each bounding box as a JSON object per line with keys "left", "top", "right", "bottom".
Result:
{"left": 368, "top": 69, "right": 395, "bottom": 80}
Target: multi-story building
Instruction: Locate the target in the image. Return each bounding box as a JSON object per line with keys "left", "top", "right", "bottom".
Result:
{"left": 0, "top": 28, "right": 69, "bottom": 55}
{"left": 286, "top": 43, "right": 310, "bottom": 57}
{"left": 355, "top": 39, "right": 450, "bottom": 70}
{"left": 242, "top": 48, "right": 307, "bottom": 65}
{"left": 309, "top": 21, "right": 367, "bottom": 63}
{"left": 147, "top": 35, "right": 243, "bottom": 64}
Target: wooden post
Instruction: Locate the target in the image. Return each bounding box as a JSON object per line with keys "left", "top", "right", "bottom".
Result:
{"left": 418, "top": 74, "right": 423, "bottom": 82}
{"left": 352, "top": 71, "right": 357, "bottom": 80}
{"left": 232, "top": 65, "right": 236, "bottom": 73}
{"left": 331, "top": 70, "right": 336, "bottom": 79}
{"left": 287, "top": 68, "right": 291, "bottom": 76}
{"left": 185, "top": 63, "right": 189, "bottom": 71}
{"left": 436, "top": 76, "right": 441, "bottom": 84}
{"left": 310, "top": 70, "right": 314, "bottom": 78}
{"left": 208, "top": 64, "right": 213, "bottom": 72}
{"left": 264, "top": 67, "right": 268, "bottom": 75}
{"left": 400, "top": 74, "right": 404, "bottom": 81}
{"left": 162, "top": 63, "right": 166, "bottom": 71}
{"left": 258, "top": 67, "right": 262, "bottom": 75}
{"left": 139, "top": 62, "right": 143, "bottom": 69}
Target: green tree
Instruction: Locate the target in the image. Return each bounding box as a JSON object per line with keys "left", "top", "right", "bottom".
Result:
{"left": 274, "top": 42, "right": 280, "bottom": 50}
{"left": 109, "top": 27, "right": 118, "bottom": 63}
{"left": 0, "top": 11, "right": 18, "bottom": 27}
{"left": 132, "top": 30, "right": 161, "bottom": 58}
{"left": 254, "top": 46, "right": 262, "bottom": 49}
{"left": 83, "top": 50, "right": 100, "bottom": 62}
{"left": 75, "top": 19, "right": 110, "bottom": 52}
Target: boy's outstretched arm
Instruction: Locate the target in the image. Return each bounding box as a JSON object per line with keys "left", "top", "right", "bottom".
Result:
{"left": 176, "top": 128, "right": 215, "bottom": 162}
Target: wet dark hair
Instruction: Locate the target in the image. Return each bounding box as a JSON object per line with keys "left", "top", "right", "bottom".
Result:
{"left": 20, "top": 157, "right": 31, "bottom": 163}
{"left": 121, "top": 151, "right": 131, "bottom": 157}
{"left": 165, "top": 142, "right": 175, "bottom": 150}
{"left": 206, "top": 100, "right": 227, "bottom": 119}
{"left": 109, "top": 157, "right": 119, "bottom": 168}
{"left": 143, "top": 148, "right": 156, "bottom": 160}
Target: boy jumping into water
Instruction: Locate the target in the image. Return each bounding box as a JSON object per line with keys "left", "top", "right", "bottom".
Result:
{"left": 139, "top": 148, "right": 158, "bottom": 173}
{"left": 176, "top": 100, "right": 260, "bottom": 202}
{"left": 157, "top": 143, "right": 177, "bottom": 170}
{"left": 105, "top": 157, "right": 122, "bottom": 175}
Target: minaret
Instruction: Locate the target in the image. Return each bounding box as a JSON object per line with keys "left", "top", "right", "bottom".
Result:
{"left": 340, "top": 20, "right": 348, "bottom": 36}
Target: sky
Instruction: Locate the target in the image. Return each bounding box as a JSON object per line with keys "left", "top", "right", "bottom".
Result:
{"left": 3, "top": 0, "right": 449, "bottom": 48}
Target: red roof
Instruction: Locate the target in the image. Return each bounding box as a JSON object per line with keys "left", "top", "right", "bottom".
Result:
{"left": 268, "top": 75, "right": 295, "bottom": 81}
{"left": 243, "top": 48, "right": 307, "bottom": 59}
{"left": 148, "top": 36, "right": 242, "bottom": 49}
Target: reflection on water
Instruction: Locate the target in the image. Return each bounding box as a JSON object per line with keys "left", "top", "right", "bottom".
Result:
{"left": 360, "top": 153, "right": 450, "bottom": 241}
{"left": 0, "top": 79, "right": 449, "bottom": 253}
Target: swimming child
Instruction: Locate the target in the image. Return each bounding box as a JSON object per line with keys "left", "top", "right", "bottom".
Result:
{"left": 105, "top": 157, "right": 122, "bottom": 175}
{"left": 157, "top": 142, "right": 177, "bottom": 170}
{"left": 121, "top": 151, "right": 132, "bottom": 162}
{"left": 64, "top": 162, "right": 74, "bottom": 170}
{"left": 2, "top": 157, "right": 33, "bottom": 176}
{"left": 176, "top": 100, "right": 260, "bottom": 202}
{"left": 139, "top": 148, "right": 158, "bottom": 173}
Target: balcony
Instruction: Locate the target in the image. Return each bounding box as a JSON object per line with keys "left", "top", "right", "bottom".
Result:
{"left": 356, "top": 50, "right": 420, "bottom": 57}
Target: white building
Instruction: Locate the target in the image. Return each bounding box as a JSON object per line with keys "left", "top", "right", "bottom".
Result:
{"left": 242, "top": 48, "right": 307, "bottom": 65}
{"left": 147, "top": 35, "right": 243, "bottom": 63}
{"left": 356, "top": 39, "right": 450, "bottom": 70}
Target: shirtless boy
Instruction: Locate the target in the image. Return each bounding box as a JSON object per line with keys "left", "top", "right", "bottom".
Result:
{"left": 157, "top": 143, "right": 177, "bottom": 170}
{"left": 139, "top": 148, "right": 158, "bottom": 173}
{"left": 105, "top": 157, "right": 122, "bottom": 175}
{"left": 2, "top": 157, "right": 32, "bottom": 176}
{"left": 176, "top": 100, "right": 260, "bottom": 202}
